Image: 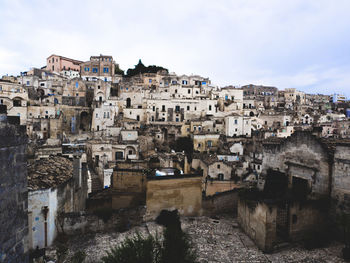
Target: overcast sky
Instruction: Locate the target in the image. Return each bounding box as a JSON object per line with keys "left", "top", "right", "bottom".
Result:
{"left": 1, "top": 0, "right": 350, "bottom": 96}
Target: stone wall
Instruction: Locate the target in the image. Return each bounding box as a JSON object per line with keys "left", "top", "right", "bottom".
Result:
{"left": 238, "top": 197, "right": 328, "bottom": 252}
{"left": 332, "top": 145, "right": 350, "bottom": 214}
{"left": 262, "top": 131, "right": 331, "bottom": 198}
{"left": 288, "top": 202, "right": 327, "bottom": 241}
{"left": 202, "top": 190, "right": 238, "bottom": 216}
{"left": 0, "top": 123, "right": 29, "bottom": 262}
{"left": 145, "top": 175, "right": 202, "bottom": 220}
{"left": 112, "top": 169, "right": 146, "bottom": 193}
{"left": 237, "top": 199, "right": 276, "bottom": 252}
{"left": 61, "top": 207, "right": 146, "bottom": 235}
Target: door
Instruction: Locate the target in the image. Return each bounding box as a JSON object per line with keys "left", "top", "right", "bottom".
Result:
{"left": 276, "top": 203, "right": 289, "bottom": 241}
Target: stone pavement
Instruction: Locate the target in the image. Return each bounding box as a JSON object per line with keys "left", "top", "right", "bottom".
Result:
{"left": 50, "top": 215, "right": 346, "bottom": 263}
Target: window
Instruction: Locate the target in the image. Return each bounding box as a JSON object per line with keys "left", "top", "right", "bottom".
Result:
{"left": 175, "top": 105, "right": 180, "bottom": 112}
{"left": 92, "top": 68, "right": 98, "bottom": 73}
{"left": 176, "top": 118, "right": 179, "bottom": 122}
{"left": 26, "top": 81, "right": 30, "bottom": 86}
{"left": 234, "top": 119, "right": 238, "bottom": 124}
{"left": 162, "top": 105, "right": 166, "bottom": 112}
{"left": 217, "top": 164, "right": 220, "bottom": 169}
{"left": 84, "top": 67, "right": 90, "bottom": 72}
{"left": 152, "top": 106, "right": 155, "bottom": 111}
{"left": 103, "top": 67, "right": 109, "bottom": 73}
{"left": 187, "top": 106, "right": 190, "bottom": 111}
{"left": 96, "top": 113, "right": 98, "bottom": 118}
{"left": 98, "top": 85, "right": 100, "bottom": 89}
{"left": 209, "top": 105, "right": 212, "bottom": 111}
{"left": 198, "top": 143, "right": 201, "bottom": 148}
{"left": 188, "top": 89, "right": 191, "bottom": 94}
{"left": 76, "top": 93, "right": 79, "bottom": 96}
{"left": 13, "top": 100, "right": 21, "bottom": 107}
{"left": 149, "top": 79, "right": 152, "bottom": 83}
{"left": 198, "top": 126, "right": 201, "bottom": 131}
{"left": 129, "top": 150, "right": 133, "bottom": 155}
{"left": 171, "top": 80, "right": 177, "bottom": 85}
{"left": 175, "top": 89, "right": 177, "bottom": 93}
{"left": 52, "top": 58, "right": 54, "bottom": 63}
{"left": 104, "top": 112, "right": 106, "bottom": 118}
{"left": 40, "top": 83, "right": 45, "bottom": 87}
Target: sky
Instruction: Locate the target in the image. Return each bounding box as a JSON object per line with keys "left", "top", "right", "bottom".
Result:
{"left": 1, "top": 0, "right": 350, "bottom": 96}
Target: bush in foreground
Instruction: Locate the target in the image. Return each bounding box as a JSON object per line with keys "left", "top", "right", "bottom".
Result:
{"left": 101, "top": 210, "right": 197, "bottom": 263}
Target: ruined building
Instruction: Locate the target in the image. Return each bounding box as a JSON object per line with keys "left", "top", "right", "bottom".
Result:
{"left": 238, "top": 131, "right": 350, "bottom": 252}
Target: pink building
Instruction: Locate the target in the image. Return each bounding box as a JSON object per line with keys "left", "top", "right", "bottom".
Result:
{"left": 46, "top": 54, "right": 83, "bottom": 73}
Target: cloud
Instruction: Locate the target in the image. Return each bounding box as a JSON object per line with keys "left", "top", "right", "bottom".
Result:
{"left": 0, "top": 0, "right": 350, "bottom": 97}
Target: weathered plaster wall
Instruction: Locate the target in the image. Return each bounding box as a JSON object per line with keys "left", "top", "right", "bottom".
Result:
{"left": 288, "top": 202, "right": 327, "bottom": 241}
{"left": 202, "top": 190, "right": 238, "bottom": 216}
{"left": 238, "top": 199, "right": 276, "bottom": 252}
{"left": 145, "top": 176, "right": 202, "bottom": 220}
{"left": 332, "top": 145, "right": 350, "bottom": 214}
{"left": 262, "top": 132, "right": 331, "bottom": 197}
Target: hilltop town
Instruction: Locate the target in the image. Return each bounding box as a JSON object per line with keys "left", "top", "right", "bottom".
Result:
{"left": 1, "top": 54, "right": 350, "bottom": 262}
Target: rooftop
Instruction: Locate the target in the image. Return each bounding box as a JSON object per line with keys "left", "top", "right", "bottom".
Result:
{"left": 27, "top": 156, "right": 73, "bottom": 191}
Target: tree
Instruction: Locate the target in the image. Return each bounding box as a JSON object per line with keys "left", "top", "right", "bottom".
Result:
{"left": 126, "top": 59, "right": 168, "bottom": 77}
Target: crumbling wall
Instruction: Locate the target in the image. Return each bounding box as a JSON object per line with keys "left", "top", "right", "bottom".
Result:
{"left": 288, "top": 202, "right": 327, "bottom": 241}
{"left": 61, "top": 207, "right": 146, "bottom": 235}
{"left": 202, "top": 190, "right": 238, "bottom": 216}
{"left": 145, "top": 176, "right": 202, "bottom": 220}
{"left": 262, "top": 132, "right": 331, "bottom": 197}
{"left": 237, "top": 198, "right": 277, "bottom": 252}
{"left": 332, "top": 145, "right": 350, "bottom": 214}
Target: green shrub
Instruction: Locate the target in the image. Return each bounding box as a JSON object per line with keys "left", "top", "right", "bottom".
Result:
{"left": 101, "top": 210, "right": 198, "bottom": 263}
{"left": 101, "top": 232, "right": 161, "bottom": 263}
{"left": 71, "top": 250, "right": 86, "bottom": 263}
{"left": 56, "top": 243, "right": 68, "bottom": 263}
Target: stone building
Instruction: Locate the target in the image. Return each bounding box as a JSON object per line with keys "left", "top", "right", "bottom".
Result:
{"left": 80, "top": 55, "right": 116, "bottom": 82}
{"left": 46, "top": 54, "right": 82, "bottom": 73}
{"left": 0, "top": 105, "right": 29, "bottom": 262}
{"left": 27, "top": 155, "right": 88, "bottom": 249}
{"left": 238, "top": 131, "right": 350, "bottom": 252}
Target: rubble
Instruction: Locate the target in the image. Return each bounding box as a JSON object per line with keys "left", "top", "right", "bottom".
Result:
{"left": 47, "top": 215, "right": 345, "bottom": 263}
